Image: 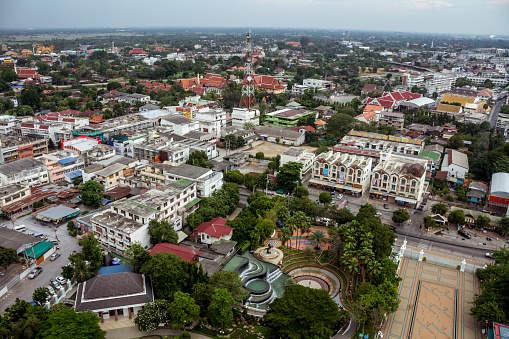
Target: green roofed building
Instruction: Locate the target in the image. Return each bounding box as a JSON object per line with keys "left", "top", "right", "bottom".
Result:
{"left": 22, "top": 241, "right": 54, "bottom": 259}
{"left": 419, "top": 150, "right": 441, "bottom": 173}
{"left": 265, "top": 108, "right": 315, "bottom": 127}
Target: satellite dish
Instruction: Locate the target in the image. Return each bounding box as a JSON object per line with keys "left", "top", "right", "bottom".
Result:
{"left": 247, "top": 75, "right": 252, "bottom": 82}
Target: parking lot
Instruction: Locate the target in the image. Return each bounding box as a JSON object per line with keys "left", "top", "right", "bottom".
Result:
{"left": 0, "top": 214, "right": 79, "bottom": 312}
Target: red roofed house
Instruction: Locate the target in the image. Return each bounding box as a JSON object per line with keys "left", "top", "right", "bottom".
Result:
{"left": 202, "top": 73, "right": 228, "bottom": 94}
{"left": 355, "top": 111, "right": 378, "bottom": 124}
{"left": 366, "top": 91, "right": 422, "bottom": 109}
{"left": 150, "top": 243, "right": 202, "bottom": 263}
{"left": 291, "top": 125, "right": 316, "bottom": 133}
{"left": 129, "top": 48, "right": 147, "bottom": 56}
{"left": 243, "top": 75, "right": 286, "bottom": 94}
{"left": 16, "top": 68, "right": 41, "bottom": 79}
{"left": 191, "top": 217, "right": 234, "bottom": 245}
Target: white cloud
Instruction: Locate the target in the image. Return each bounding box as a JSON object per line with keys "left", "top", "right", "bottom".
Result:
{"left": 406, "top": 0, "right": 454, "bottom": 8}
{"left": 487, "top": 0, "right": 509, "bottom": 4}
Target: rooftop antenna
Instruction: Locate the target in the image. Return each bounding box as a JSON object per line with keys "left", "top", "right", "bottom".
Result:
{"left": 239, "top": 30, "right": 255, "bottom": 112}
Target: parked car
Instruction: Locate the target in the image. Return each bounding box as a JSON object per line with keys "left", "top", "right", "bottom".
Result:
{"left": 375, "top": 212, "right": 382, "bottom": 217}
{"left": 383, "top": 204, "right": 390, "bottom": 209}
{"left": 330, "top": 191, "right": 335, "bottom": 197}
{"left": 0, "top": 223, "right": 7, "bottom": 228}
{"left": 458, "top": 230, "right": 472, "bottom": 239}
{"left": 336, "top": 194, "right": 344, "bottom": 200}
{"left": 51, "top": 280, "right": 61, "bottom": 290}
{"left": 486, "top": 252, "right": 494, "bottom": 258}
{"left": 49, "top": 253, "right": 60, "bottom": 261}
{"left": 28, "top": 267, "right": 42, "bottom": 279}
{"left": 389, "top": 226, "right": 397, "bottom": 232}
{"left": 55, "top": 276, "right": 67, "bottom": 285}
{"left": 46, "top": 285, "right": 55, "bottom": 295}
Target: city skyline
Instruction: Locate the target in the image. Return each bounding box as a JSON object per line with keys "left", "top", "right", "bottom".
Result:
{"left": 2, "top": 0, "right": 509, "bottom": 36}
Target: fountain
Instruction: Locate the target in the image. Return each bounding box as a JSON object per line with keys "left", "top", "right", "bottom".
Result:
{"left": 221, "top": 250, "right": 289, "bottom": 310}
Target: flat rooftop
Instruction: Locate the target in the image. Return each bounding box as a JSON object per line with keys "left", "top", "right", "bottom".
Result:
{"left": 91, "top": 210, "right": 143, "bottom": 234}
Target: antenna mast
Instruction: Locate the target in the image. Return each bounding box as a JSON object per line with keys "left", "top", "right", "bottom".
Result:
{"left": 239, "top": 31, "right": 255, "bottom": 112}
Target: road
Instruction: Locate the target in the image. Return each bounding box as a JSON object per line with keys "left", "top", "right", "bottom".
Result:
{"left": 0, "top": 215, "right": 79, "bottom": 313}
{"left": 490, "top": 99, "right": 504, "bottom": 128}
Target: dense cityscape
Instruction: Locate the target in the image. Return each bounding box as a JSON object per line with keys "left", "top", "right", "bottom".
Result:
{"left": 0, "top": 19, "right": 508, "bottom": 339}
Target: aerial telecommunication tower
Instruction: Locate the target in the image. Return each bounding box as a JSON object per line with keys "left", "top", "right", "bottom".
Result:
{"left": 239, "top": 31, "right": 256, "bottom": 112}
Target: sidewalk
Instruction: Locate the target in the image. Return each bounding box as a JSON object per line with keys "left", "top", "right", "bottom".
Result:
{"left": 106, "top": 325, "right": 211, "bottom": 339}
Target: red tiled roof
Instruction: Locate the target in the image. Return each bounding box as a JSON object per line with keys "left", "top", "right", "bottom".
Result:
{"left": 104, "top": 186, "right": 131, "bottom": 200}
{"left": 435, "top": 171, "right": 448, "bottom": 179}
{"left": 150, "top": 243, "right": 202, "bottom": 262}
{"left": 191, "top": 217, "right": 232, "bottom": 238}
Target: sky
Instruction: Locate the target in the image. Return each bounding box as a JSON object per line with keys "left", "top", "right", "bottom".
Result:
{"left": 1, "top": 0, "right": 509, "bottom": 36}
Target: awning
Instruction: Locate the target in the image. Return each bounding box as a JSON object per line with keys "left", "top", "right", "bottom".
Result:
{"left": 395, "top": 197, "right": 417, "bottom": 204}
{"left": 351, "top": 188, "right": 363, "bottom": 192}
{"left": 309, "top": 179, "right": 322, "bottom": 185}
{"left": 335, "top": 184, "right": 344, "bottom": 189}
{"left": 343, "top": 186, "right": 353, "bottom": 191}
{"left": 184, "top": 197, "right": 201, "bottom": 209}
{"left": 326, "top": 184, "right": 335, "bottom": 189}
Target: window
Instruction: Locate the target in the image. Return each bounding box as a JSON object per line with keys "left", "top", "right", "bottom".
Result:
{"left": 357, "top": 170, "right": 362, "bottom": 176}
{"left": 412, "top": 181, "right": 416, "bottom": 187}
{"left": 391, "top": 184, "right": 396, "bottom": 190}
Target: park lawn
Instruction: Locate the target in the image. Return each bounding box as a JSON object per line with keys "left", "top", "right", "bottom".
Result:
{"left": 253, "top": 325, "right": 270, "bottom": 336}
{"left": 352, "top": 322, "right": 375, "bottom": 339}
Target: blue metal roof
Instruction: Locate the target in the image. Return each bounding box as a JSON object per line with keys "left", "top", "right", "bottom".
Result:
{"left": 58, "top": 157, "right": 77, "bottom": 165}
{"left": 65, "top": 170, "right": 82, "bottom": 179}
{"left": 97, "top": 265, "right": 133, "bottom": 276}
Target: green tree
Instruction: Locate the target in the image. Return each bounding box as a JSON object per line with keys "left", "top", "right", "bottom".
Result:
{"left": 476, "top": 215, "right": 491, "bottom": 229}
{"left": 334, "top": 208, "right": 355, "bottom": 225}
{"left": 0, "top": 248, "right": 16, "bottom": 269}
{"left": 276, "top": 162, "right": 303, "bottom": 192}
{"left": 223, "top": 170, "right": 244, "bottom": 185}
{"left": 498, "top": 217, "right": 509, "bottom": 236}
{"left": 448, "top": 209, "right": 465, "bottom": 224}
{"left": 32, "top": 287, "right": 49, "bottom": 306}
{"left": 392, "top": 209, "right": 409, "bottom": 225}
{"left": 124, "top": 242, "right": 151, "bottom": 273}
{"left": 141, "top": 252, "right": 198, "bottom": 300}
{"left": 79, "top": 180, "right": 103, "bottom": 207}
{"left": 264, "top": 285, "right": 344, "bottom": 339}
{"left": 447, "top": 133, "right": 464, "bottom": 149}
{"left": 72, "top": 177, "right": 81, "bottom": 187}
{"left": 307, "top": 229, "right": 327, "bottom": 250}
{"left": 0, "top": 298, "right": 50, "bottom": 339}
{"left": 106, "top": 81, "right": 122, "bottom": 91}
{"left": 37, "top": 308, "right": 105, "bottom": 339}
{"left": 186, "top": 151, "right": 213, "bottom": 169}
{"left": 318, "top": 192, "right": 332, "bottom": 205}
{"left": 208, "top": 271, "right": 249, "bottom": 303}
{"left": 423, "top": 215, "right": 436, "bottom": 229}
{"left": 47, "top": 138, "right": 54, "bottom": 150}
{"left": 0, "top": 66, "right": 19, "bottom": 82}
{"left": 431, "top": 203, "right": 447, "bottom": 215}
{"left": 168, "top": 291, "right": 200, "bottom": 330}
{"left": 147, "top": 220, "right": 178, "bottom": 245}
{"left": 255, "top": 152, "right": 265, "bottom": 159}
{"left": 134, "top": 299, "right": 172, "bottom": 331}
{"left": 19, "top": 87, "right": 40, "bottom": 110}
{"left": 207, "top": 289, "right": 234, "bottom": 332}
{"left": 78, "top": 234, "right": 103, "bottom": 270}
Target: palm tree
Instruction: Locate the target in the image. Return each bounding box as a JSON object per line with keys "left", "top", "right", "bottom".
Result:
{"left": 366, "top": 260, "right": 382, "bottom": 280}
{"left": 293, "top": 211, "right": 311, "bottom": 252}
{"left": 279, "top": 227, "right": 292, "bottom": 263}
{"left": 307, "top": 229, "right": 327, "bottom": 251}
{"left": 303, "top": 246, "right": 315, "bottom": 258}
{"left": 73, "top": 260, "right": 93, "bottom": 283}
{"left": 327, "top": 227, "right": 345, "bottom": 264}
{"left": 345, "top": 257, "right": 360, "bottom": 276}
{"left": 286, "top": 215, "right": 300, "bottom": 261}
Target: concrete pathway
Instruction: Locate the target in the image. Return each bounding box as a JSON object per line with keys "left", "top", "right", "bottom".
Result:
{"left": 106, "top": 325, "right": 211, "bottom": 339}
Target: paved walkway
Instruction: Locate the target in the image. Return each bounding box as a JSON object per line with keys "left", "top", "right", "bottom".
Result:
{"left": 106, "top": 325, "right": 210, "bottom": 339}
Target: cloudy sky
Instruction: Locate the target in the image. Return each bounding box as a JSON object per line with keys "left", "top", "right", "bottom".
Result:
{"left": 2, "top": 0, "right": 508, "bottom": 35}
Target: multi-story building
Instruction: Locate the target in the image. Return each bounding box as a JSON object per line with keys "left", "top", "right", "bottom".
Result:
{"left": 310, "top": 151, "right": 372, "bottom": 196}
{"left": 496, "top": 113, "right": 509, "bottom": 136}
{"left": 93, "top": 163, "right": 129, "bottom": 189}
{"left": 265, "top": 108, "right": 315, "bottom": 128}
{"left": 131, "top": 135, "right": 189, "bottom": 164}
{"left": 99, "top": 115, "right": 152, "bottom": 141}
{"left": 336, "top": 130, "right": 424, "bottom": 159}
{"left": 378, "top": 112, "right": 405, "bottom": 132}
{"left": 85, "top": 180, "right": 198, "bottom": 251}
{"left": 280, "top": 147, "right": 316, "bottom": 178}
{"left": 0, "top": 115, "right": 20, "bottom": 135}
{"left": 370, "top": 153, "right": 428, "bottom": 207}
{"left": 231, "top": 108, "right": 260, "bottom": 129}
{"left": 38, "top": 153, "right": 85, "bottom": 183}
{"left": 302, "top": 79, "right": 334, "bottom": 90}
{"left": 160, "top": 115, "right": 200, "bottom": 136}
{"left": 134, "top": 163, "right": 223, "bottom": 197}
{"left": 0, "top": 157, "right": 49, "bottom": 187}
{"left": 116, "top": 92, "right": 151, "bottom": 104}
{"left": 193, "top": 108, "right": 227, "bottom": 140}
{"left": 0, "top": 184, "right": 31, "bottom": 209}
{"left": 0, "top": 135, "right": 48, "bottom": 164}
{"left": 86, "top": 144, "right": 117, "bottom": 164}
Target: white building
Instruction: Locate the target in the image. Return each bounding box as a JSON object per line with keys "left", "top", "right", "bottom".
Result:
{"left": 231, "top": 108, "right": 260, "bottom": 129}
{"left": 370, "top": 153, "right": 428, "bottom": 207}
{"left": 310, "top": 151, "right": 372, "bottom": 196}
{"left": 0, "top": 115, "right": 19, "bottom": 135}
{"left": 0, "top": 157, "right": 49, "bottom": 187}
{"left": 303, "top": 79, "right": 334, "bottom": 90}
{"left": 117, "top": 92, "right": 151, "bottom": 104}
{"left": 138, "top": 163, "right": 222, "bottom": 197}
{"left": 89, "top": 180, "right": 197, "bottom": 251}
{"left": 193, "top": 108, "right": 227, "bottom": 140}
{"left": 441, "top": 149, "right": 469, "bottom": 179}
{"left": 280, "top": 147, "right": 316, "bottom": 178}
{"left": 160, "top": 115, "right": 200, "bottom": 136}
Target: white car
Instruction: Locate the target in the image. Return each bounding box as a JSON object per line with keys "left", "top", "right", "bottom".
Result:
{"left": 486, "top": 253, "right": 494, "bottom": 258}
{"left": 55, "top": 276, "right": 67, "bottom": 285}
{"left": 336, "top": 194, "right": 344, "bottom": 200}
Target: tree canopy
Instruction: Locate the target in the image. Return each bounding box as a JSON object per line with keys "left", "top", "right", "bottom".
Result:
{"left": 147, "top": 220, "right": 178, "bottom": 245}
{"left": 264, "top": 285, "right": 346, "bottom": 339}
{"left": 79, "top": 180, "right": 103, "bottom": 207}
{"left": 276, "top": 162, "right": 303, "bottom": 192}
{"left": 37, "top": 308, "right": 105, "bottom": 339}
{"left": 186, "top": 151, "right": 213, "bottom": 169}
